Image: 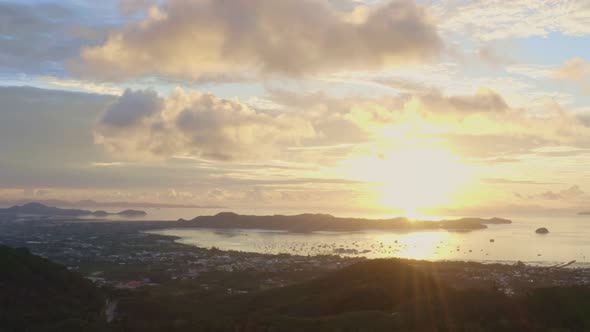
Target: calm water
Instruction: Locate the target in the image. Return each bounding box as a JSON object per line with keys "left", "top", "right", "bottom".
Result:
{"left": 147, "top": 214, "right": 590, "bottom": 266}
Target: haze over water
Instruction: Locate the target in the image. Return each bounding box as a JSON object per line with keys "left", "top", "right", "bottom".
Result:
{"left": 147, "top": 211, "right": 590, "bottom": 266}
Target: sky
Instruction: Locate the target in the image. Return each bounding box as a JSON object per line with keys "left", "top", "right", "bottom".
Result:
{"left": 1, "top": 0, "right": 590, "bottom": 217}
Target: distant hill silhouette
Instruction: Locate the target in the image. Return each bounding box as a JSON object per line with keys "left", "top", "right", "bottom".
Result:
{"left": 0, "top": 198, "right": 223, "bottom": 209}
{"left": 0, "top": 245, "right": 105, "bottom": 331}
{"left": 0, "top": 202, "right": 146, "bottom": 218}
{"left": 117, "top": 209, "right": 148, "bottom": 217}
{"left": 182, "top": 212, "right": 511, "bottom": 232}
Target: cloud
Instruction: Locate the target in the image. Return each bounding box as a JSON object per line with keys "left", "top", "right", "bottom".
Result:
{"left": 4, "top": 85, "right": 590, "bottom": 211}
{"left": 0, "top": 1, "right": 119, "bottom": 77}
{"left": 101, "top": 89, "right": 163, "bottom": 127}
{"left": 513, "top": 185, "right": 586, "bottom": 202}
{"left": 553, "top": 57, "right": 590, "bottom": 81}
{"left": 483, "top": 178, "right": 560, "bottom": 185}
{"left": 505, "top": 64, "right": 554, "bottom": 79}
{"left": 0, "top": 87, "right": 112, "bottom": 166}
{"left": 477, "top": 45, "right": 513, "bottom": 66}
{"left": 0, "top": 2, "right": 76, "bottom": 74}
{"left": 279, "top": 87, "right": 590, "bottom": 160}
{"left": 77, "top": 0, "right": 442, "bottom": 80}
{"left": 508, "top": 59, "right": 590, "bottom": 88}
{"left": 0, "top": 86, "right": 120, "bottom": 188}
{"left": 411, "top": 88, "right": 509, "bottom": 114}
{"left": 578, "top": 113, "right": 590, "bottom": 127}
{"left": 119, "top": 0, "right": 157, "bottom": 16}
{"left": 437, "top": 0, "right": 590, "bottom": 41}
{"left": 94, "top": 85, "right": 590, "bottom": 164}
{"left": 38, "top": 76, "right": 123, "bottom": 95}
{"left": 548, "top": 57, "right": 590, "bottom": 95}
{"left": 539, "top": 185, "right": 585, "bottom": 201}
{"left": 95, "top": 88, "right": 317, "bottom": 161}
{"left": 370, "top": 77, "right": 434, "bottom": 94}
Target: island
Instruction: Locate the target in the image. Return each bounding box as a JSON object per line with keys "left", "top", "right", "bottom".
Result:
{"left": 536, "top": 227, "right": 550, "bottom": 234}
{"left": 0, "top": 202, "right": 147, "bottom": 218}
{"left": 117, "top": 209, "right": 148, "bottom": 217}
{"left": 179, "top": 212, "right": 512, "bottom": 232}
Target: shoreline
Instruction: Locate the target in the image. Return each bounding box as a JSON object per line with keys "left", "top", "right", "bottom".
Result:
{"left": 2, "top": 214, "right": 585, "bottom": 267}
{"left": 146, "top": 227, "right": 589, "bottom": 269}
{"left": 2, "top": 218, "right": 589, "bottom": 297}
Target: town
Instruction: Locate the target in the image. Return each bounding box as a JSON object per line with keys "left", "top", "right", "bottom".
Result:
{"left": 2, "top": 217, "right": 590, "bottom": 297}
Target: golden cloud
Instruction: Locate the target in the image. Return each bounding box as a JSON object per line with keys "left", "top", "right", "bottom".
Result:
{"left": 78, "top": 0, "right": 442, "bottom": 80}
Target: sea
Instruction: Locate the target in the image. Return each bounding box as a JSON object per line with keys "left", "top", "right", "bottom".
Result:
{"left": 118, "top": 207, "right": 590, "bottom": 267}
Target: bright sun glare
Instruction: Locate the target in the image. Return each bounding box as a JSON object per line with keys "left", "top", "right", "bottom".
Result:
{"left": 344, "top": 147, "right": 470, "bottom": 215}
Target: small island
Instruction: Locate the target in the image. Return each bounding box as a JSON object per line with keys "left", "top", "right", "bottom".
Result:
{"left": 535, "top": 227, "right": 550, "bottom": 234}
{"left": 117, "top": 209, "right": 148, "bottom": 217}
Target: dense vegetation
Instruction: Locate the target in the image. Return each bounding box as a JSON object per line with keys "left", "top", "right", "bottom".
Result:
{"left": 111, "top": 260, "right": 590, "bottom": 331}
{"left": 0, "top": 245, "right": 105, "bottom": 332}
{"left": 3, "top": 247, "right": 590, "bottom": 331}
{"left": 184, "top": 212, "right": 511, "bottom": 232}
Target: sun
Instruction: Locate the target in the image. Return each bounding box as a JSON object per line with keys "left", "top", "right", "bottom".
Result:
{"left": 343, "top": 147, "right": 470, "bottom": 214}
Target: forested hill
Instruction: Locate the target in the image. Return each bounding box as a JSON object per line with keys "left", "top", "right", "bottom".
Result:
{"left": 4, "top": 246, "right": 590, "bottom": 331}
{"left": 183, "top": 212, "right": 511, "bottom": 232}
{"left": 0, "top": 245, "right": 105, "bottom": 332}
{"left": 112, "top": 259, "right": 590, "bottom": 331}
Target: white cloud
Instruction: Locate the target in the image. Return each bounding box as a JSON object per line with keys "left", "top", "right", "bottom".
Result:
{"left": 510, "top": 57, "right": 590, "bottom": 93}
{"left": 553, "top": 57, "right": 590, "bottom": 82}
{"left": 436, "top": 0, "right": 590, "bottom": 41}
{"left": 506, "top": 64, "right": 554, "bottom": 80}
{"left": 38, "top": 76, "right": 123, "bottom": 95}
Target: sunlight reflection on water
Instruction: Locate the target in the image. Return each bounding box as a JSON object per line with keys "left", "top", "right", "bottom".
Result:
{"left": 147, "top": 215, "right": 590, "bottom": 266}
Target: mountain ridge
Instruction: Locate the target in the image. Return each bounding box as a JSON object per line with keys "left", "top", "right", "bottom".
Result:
{"left": 0, "top": 202, "right": 147, "bottom": 218}
{"left": 180, "top": 212, "right": 512, "bottom": 232}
